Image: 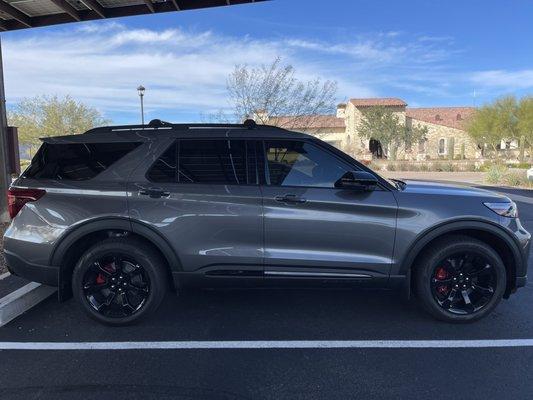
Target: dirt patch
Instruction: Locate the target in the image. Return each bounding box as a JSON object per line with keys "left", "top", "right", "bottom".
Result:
{"left": 0, "top": 223, "right": 9, "bottom": 275}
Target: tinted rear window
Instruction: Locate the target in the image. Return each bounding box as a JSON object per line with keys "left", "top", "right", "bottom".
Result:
{"left": 23, "top": 142, "right": 142, "bottom": 181}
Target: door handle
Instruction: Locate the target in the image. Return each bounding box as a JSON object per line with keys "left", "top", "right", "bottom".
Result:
{"left": 275, "top": 194, "right": 307, "bottom": 204}
{"left": 139, "top": 188, "right": 171, "bottom": 199}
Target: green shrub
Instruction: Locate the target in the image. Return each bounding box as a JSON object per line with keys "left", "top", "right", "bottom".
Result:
{"left": 386, "top": 163, "right": 396, "bottom": 171}
{"left": 464, "top": 163, "right": 477, "bottom": 172}
{"left": 419, "top": 163, "right": 430, "bottom": 172}
{"left": 398, "top": 163, "right": 410, "bottom": 171}
{"left": 441, "top": 162, "right": 455, "bottom": 172}
{"left": 508, "top": 162, "right": 531, "bottom": 169}
{"left": 504, "top": 171, "right": 526, "bottom": 187}
{"left": 485, "top": 164, "right": 508, "bottom": 184}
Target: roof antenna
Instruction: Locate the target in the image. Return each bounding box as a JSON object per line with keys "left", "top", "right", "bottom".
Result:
{"left": 243, "top": 119, "right": 257, "bottom": 129}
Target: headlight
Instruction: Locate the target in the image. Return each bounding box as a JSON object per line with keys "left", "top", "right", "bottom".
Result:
{"left": 484, "top": 201, "right": 518, "bottom": 218}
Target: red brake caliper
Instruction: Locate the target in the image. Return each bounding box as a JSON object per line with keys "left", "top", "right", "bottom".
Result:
{"left": 96, "top": 262, "right": 115, "bottom": 285}
{"left": 435, "top": 267, "right": 449, "bottom": 295}
{"left": 96, "top": 273, "right": 106, "bottom": 285}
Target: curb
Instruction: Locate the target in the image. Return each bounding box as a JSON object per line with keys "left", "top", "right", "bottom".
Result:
{"left": 0, "top": 282, "right": 56, "bottom": 327}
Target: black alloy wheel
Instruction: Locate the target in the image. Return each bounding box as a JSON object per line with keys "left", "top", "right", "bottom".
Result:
{"left": 82, "top": 254, "right": 151, "bottom": 318}
{"left": 73, "top": 237, "right": 167, "bottom": 325}
{"left": 431, "top": 252, "right": 497, "bottom": 315}
{"left": 415, "top": 235, "right": 506, "bottom": 323}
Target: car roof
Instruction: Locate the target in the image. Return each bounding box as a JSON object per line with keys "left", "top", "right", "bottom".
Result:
{"left": 41, "top": 121, "right": 313, "bottom": 144}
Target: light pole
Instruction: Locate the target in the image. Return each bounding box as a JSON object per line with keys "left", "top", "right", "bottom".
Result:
{"left": 137, "top": 85, "right": 145, "bottom": 125}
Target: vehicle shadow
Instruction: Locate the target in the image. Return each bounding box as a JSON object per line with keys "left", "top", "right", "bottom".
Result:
{"left": 2, "top": 285, "right": 532, "bottom": 342}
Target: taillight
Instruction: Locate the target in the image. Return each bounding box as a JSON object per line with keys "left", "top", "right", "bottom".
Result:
{"left": 7, "top": 187, "right": 46, "bottom": 219}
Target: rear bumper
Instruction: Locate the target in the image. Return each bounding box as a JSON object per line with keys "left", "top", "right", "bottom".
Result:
{"left": 4, "top": 250, "right": 58, "bottom": 286}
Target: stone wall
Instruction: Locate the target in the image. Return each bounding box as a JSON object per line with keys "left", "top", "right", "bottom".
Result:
{"left": 410, "top": 119, "right": 479, "bottom": 160}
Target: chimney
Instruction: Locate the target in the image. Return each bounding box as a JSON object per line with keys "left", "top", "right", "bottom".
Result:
{"left": 336, "top": 103, "right": 346, "bottom": 118}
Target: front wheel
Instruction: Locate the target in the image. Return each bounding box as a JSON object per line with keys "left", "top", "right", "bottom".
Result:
{"left": 415, "top": 235, "right": 506, "bottom": 323}
{"left": 72, "top": 237, "right": 167, "bottom": 326}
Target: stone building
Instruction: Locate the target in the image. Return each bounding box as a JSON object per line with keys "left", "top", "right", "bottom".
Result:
{"left": 267, "top": 98, "right": 479, "bottom": 160}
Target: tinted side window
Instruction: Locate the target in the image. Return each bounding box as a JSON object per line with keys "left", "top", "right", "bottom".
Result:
{"left": 24, "top": 142, "right": 141, "bottom": 181}
{"left": 264, "top": 140, "right": 349, "bottom": 188}
{"left": 178, "top": 140, "right": 248, "bottom": 184}
{"left": 147, "top": 140, "right": 257, "bottom": 184}
{"left": 147, "top": 142, "right": 177, "bottom": 183}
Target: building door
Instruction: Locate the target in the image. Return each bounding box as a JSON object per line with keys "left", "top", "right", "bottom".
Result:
{"left": 369, "top": 138, "right": 384, "bottom": 158}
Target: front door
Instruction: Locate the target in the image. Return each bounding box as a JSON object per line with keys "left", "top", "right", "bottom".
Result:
{"left": 128, "top": 138, "right": 263, "bottom": 280}
{"left": 260, "top": 140, "right": 397, "bottom": 280}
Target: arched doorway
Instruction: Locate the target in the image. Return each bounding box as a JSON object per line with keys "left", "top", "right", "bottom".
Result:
{"left": 369, "top": 139, "right": 384, "bottom": 159}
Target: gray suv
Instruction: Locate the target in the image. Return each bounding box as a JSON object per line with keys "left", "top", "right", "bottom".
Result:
{"left": 3, "top": 120, "right": 531, "bottom": 325}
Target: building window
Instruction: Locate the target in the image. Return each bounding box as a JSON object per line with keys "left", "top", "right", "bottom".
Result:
{"left": 438, "top": 138, "right": 446, "bottom": 155}
{"left": 418, "top": 139, "right": 427, "bottom": 153}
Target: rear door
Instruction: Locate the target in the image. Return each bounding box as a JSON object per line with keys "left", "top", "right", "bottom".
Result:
{"left": 260, "top": 139, "right": 397, "bottom": 280}
{"left": 128, "top": 138, "right": 264, "bottom": 281}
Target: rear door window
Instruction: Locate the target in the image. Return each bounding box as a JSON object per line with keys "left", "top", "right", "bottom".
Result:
{"left": 23, "top": 142, "right": 142, "bottom": 181}
{"left": 147, "top": 140, "right": 258, "bottom": 185}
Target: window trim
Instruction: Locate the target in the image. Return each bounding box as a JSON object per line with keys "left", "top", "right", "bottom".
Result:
{"left": 145, "top": 138, "right": 260, "bottom": 186}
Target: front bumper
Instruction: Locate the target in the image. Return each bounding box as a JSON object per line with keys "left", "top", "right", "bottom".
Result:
{"left": 4, "top": 250, "right": 58, "bottom": 286}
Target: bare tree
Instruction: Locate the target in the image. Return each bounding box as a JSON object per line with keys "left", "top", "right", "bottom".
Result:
{"left": 225, "top": 58, "right": 337, "bottom": 130}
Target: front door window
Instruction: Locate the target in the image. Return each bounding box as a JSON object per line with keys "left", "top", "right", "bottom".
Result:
{"left": 264, "top": 140, "right": 350, "bottom": 188}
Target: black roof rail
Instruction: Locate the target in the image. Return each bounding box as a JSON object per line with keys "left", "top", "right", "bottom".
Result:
{"left": 83, "top": 118, "right": 281, "bottom": 134}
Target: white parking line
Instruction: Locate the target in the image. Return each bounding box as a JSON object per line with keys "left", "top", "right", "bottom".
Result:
{"left": 2, "top": 339, "right": 533, "bottom": 350}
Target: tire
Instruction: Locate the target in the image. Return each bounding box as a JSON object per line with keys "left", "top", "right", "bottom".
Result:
{"left": 72, "top": 237, "right": 167, "bottom": 326}
{"left": 415, "top": 235, "right": 506, "bottom": 323}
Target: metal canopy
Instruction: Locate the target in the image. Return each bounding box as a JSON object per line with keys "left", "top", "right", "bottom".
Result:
{"left": 0, "top": 0, "right": 264, "bottom": 31}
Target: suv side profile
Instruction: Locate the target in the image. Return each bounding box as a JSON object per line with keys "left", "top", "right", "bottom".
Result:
{"left": 3, "top": 121, "right": 531, "bottom": 325}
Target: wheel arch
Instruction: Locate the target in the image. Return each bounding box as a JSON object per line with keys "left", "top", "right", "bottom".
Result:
{"left": 400, "top": 220, "right": 523, "bottom": 298}
{"left": 52, "top": 217, "right": 181, "bottom": 300}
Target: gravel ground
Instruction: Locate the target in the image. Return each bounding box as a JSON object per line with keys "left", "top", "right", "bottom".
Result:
{"left": 0, "top": 223, "right": 8, "bottom": 275}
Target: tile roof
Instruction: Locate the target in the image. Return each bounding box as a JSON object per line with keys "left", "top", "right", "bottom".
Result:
{"left": 349, "top": 98, "right": 407, "bottom": 107}
{"left": 406, "top": 107, "right": 475, "bottom": 130}
{"left": 268, "top": 115, "right": 345, "bottom": 129}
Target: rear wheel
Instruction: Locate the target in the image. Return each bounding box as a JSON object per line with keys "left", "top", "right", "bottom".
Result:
{"left": 415, "top": 235, "right": 506, "bottom": 322}
{"left": 72, "top": 237, "right": 167, "bottom": 326}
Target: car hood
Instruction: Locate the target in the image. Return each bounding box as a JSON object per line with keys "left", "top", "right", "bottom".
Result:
{"left": 399, "top": 180, "right": 510, "bottom": 201}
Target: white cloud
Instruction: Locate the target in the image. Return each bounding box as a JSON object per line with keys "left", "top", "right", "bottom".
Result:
{"left": 2, "top": 23, "right": 467, "bottom": 123}
{"left": 470, "top": 69, "right": 533, "bottom": 90}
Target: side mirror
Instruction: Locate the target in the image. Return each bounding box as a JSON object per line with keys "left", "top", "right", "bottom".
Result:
{"left": 335, "top": 171, "right": 378, "bottom": 191}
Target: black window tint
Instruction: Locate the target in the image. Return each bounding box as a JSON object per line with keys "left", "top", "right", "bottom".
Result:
{"left": 265, "top": 140, "right": 349, "bottom": 188}
{"left": 147, "top": 142, "right": 177, "bottom": 183}
{"left": 178, "top": 140, "right": 247, "bottom": 184}
{"left": 24, "top": 142, "right": 141, "bottom": 181}
{"left": 246, "top": 140, "right": 262, "bottom": 185}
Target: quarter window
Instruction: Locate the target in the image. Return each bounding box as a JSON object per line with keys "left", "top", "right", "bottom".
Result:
{"left": 264, "top": 140, "right": 350, "bottom": 188}
{"left": 24, "top": 142, "right": 142, "bottom": 181}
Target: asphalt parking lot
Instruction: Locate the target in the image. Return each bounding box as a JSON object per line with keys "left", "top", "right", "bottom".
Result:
{"left": 0, "top": 186, "right": 532, "bottom": 400}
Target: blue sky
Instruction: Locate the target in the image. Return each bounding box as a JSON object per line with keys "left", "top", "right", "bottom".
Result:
{"left": 2, "top": 0, "right": 533, "bottom": 124}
